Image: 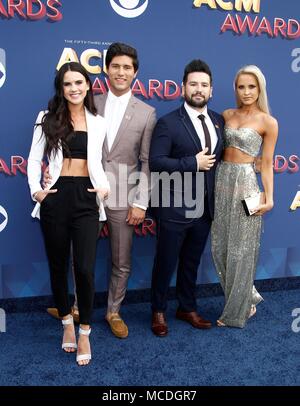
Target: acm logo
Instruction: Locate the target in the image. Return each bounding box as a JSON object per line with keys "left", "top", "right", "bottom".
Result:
{"left": 0, "top": 48, "right": 6, "bottom": 88}
{"left": 109, "top": 0, "right": 149, "bottom": 18}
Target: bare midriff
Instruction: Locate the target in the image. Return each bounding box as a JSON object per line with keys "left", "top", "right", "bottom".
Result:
{"left": 223, "top": 147, "right": 255, "bottom": 164}
{"left": 60, "top": 158, "right": 89, "bottom": 176}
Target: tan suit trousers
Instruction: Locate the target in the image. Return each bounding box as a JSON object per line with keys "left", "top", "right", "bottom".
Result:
{"left": 105, "top": 207, "right": 134, "bottom": 314}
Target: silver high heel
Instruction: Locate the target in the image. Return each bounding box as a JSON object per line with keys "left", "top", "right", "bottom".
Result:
{"left": 248, "top": 305, "right": 257, "bottom": 319}
{"left": 61, "top": 315, "right": 77, "bottom": 352}
{"left": 76, "top": 327, "right": 91, "bottom": 366}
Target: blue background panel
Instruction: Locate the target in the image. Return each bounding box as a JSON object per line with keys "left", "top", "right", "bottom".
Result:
{"left": 0, "top": 0, "right": 299, "bottom": 298}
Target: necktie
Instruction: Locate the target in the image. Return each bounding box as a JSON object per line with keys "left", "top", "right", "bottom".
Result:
{"left": 198, "top": 114, "right": 211, "bottom": 155}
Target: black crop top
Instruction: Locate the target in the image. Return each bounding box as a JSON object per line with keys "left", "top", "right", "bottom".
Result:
{"left": 63, "top": 131, "right": 87, "bottom": 159}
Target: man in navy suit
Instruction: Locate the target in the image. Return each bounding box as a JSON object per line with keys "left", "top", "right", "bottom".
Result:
{"left": 149, "top": 59, "right": 224, "bottom": 336}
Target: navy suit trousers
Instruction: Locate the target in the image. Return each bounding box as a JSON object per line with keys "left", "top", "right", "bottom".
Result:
{"left": 151, "top": 200, "right": 212, "bottom": 313}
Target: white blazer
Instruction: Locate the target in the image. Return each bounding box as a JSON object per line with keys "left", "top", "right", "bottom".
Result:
{"left": 27, "top": 108, "right": 110, "bottom": 221}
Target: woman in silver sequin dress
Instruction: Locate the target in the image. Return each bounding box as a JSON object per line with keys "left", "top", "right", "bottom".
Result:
{"left": 211, "top": 65, "right": 278, "bottom": 328}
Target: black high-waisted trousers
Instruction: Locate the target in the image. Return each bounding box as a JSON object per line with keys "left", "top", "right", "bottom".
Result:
{"left": 40, "top": 176, "right": 99, "bottom": 325}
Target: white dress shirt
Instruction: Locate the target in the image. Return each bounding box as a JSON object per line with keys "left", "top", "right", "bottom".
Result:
{"left": 184, "top": 102, "right": 218, "bottom": 153}
{"left": 104, "top": 89, "right": 132, "bottom": 151}
{"left": 104, "top": 89, "right": 146, "bottom": 211}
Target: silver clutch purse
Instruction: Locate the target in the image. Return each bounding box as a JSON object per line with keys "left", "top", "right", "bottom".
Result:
{"left": 241, "top": 192, "right": 265, "bottom": 216}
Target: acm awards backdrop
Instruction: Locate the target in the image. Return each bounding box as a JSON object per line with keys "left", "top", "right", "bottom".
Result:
{"left": 0, "top": 0, "right": 299, "bottom": 299}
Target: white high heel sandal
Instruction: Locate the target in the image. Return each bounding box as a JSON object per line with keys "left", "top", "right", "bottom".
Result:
{"left": 76, "top": 327, "right": 91, "bottom": 366}
{"left": 61, "top": 315, "right": 77, "bottom": 352}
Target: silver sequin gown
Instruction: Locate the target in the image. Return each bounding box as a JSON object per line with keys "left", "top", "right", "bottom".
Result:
{"left": 211, "top": 127, "right": 264, "bottom": 328}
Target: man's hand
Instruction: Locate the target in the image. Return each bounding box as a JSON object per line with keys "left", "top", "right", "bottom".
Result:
{"left": 195, "top": 148, "right": 216, "bottom": 171}
{"left": 126, "top": 207, "right": 146, "bottom": 226}
{"left": 42, "top": 166, "right": 52, "bottom": 189}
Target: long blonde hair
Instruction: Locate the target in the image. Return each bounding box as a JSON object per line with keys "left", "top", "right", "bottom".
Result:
{"left": 234, "top": 65, "right": 270, "bottom": 115}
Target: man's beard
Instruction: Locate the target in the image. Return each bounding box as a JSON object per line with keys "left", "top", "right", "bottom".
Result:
{"left": 185, "top": 93, "right": 209, "bottom": 109}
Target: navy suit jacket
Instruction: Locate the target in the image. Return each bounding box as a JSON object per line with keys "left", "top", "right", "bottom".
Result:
{"left": 149, "top": 104, "right": 224, "bottom": 223}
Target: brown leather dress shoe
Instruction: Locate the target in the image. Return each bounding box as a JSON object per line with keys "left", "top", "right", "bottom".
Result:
{"left": 151, "top": 312, "right": 168, "bottom": 337}
{"left": 106, "top": 313, "right": 128, "bottom": 339}
{"left": 46, "top": 307, "right": 60, "bottom": 320}
{"left": 70, "top": 308, "right": 80, "bottom": 324}
{"left": 176, "top": 310, "right": 212, "bottom": 329}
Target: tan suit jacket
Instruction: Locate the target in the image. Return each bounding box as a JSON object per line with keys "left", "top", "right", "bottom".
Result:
{"left": 94, "top": 94, "right": 156, "bottom": 210}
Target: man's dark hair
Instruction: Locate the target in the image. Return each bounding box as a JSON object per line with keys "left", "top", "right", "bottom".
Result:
{"left": 183, "top": 59, "right": 212, "bottom": 85}
{"left": 105, "top": 42, "right": 139, "bottom": 72}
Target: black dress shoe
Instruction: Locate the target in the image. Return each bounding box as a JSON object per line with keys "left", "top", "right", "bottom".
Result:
{"left": 151, "top": 312, "right": 168, "bottom": 337}
{"left": 176, "top": 310, "right": 212, "bottom": 329}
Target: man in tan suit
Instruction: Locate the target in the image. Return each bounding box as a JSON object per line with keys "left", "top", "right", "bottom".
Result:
{"left": 96, "top": 43, "right": 156, "bottom": 338}
{"left": 47, "top": 43, "right": 156, "bottom": 338}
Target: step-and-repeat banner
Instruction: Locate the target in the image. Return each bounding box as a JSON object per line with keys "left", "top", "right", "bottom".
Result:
{"left": 0, "top": 0, "right": 299, "bottom": 299}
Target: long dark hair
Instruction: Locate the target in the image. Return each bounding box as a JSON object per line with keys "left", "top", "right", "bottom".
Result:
{"left": 41, "top": 62, "right": 97, "bottom": 158}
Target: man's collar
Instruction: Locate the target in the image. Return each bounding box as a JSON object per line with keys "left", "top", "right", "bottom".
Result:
{"left": 107, "top": 89, "right": 132, "bottom": 104}
{"left": 184, "top": 102, "right": 208, "bottom": 119}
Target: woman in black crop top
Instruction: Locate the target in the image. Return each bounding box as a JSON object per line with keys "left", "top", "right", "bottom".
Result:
{"left": 27, "top": 62, "right": 109, "bottom": 366}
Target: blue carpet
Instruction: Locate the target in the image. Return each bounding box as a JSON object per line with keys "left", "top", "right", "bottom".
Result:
{"left": 0, "top": 289, "right": 299, "bottom": 386}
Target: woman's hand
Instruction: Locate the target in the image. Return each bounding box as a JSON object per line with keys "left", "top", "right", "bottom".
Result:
{"left": 33, "top": 189, "right": 57, "bottom": 203}
{"left": 87, "top": 187, "right": 109, "bottom": 201}
{"left": 42, "top": 166, "right": 52, "bottom": 189}
{"left": 254, "top": 201, "right": 274, "bottom": 216}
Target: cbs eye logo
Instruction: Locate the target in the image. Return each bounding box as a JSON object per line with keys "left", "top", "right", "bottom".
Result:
{"left": 0, "top": 206, "right": 8, "bottom": 233}
{"left": 109, "top": 0, "right": 148, "bottom": 18}
{"left": 0, "top": 49, "right": 6, "bottom": 89}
